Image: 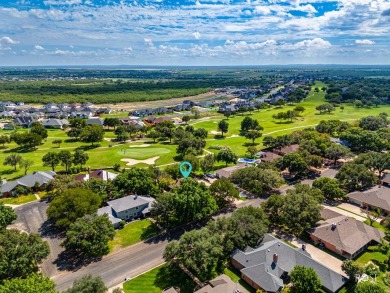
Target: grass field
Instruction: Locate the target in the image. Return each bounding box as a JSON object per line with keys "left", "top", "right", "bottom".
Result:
{"left": 0, "top": 194, "right": 37, "bottom": 205}
{"left": 1, "top": 81, "right": 390, "bottom": 180}
{"left": 123, "top": 264, "right": 196, "bottom": 293}
{"left": 108, "top": 219, "right": 159, "bottom": 253}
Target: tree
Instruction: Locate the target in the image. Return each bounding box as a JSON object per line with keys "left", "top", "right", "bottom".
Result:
{"left": 341, "top": 260, "right": 362, "bottom": 283}
{"left": 64, "top": 275, "right": 107, "bottom": 293}
{"left": 53, "top": 139, "right": 63, "bottom": 148}
{"left": 0, "top": 135, "right": 10, "bottom": 147}
{"left": 30, "top": 122, "right": 48, "bottom": 139}
{"left": 19, "top": 159, "right": 34, "bottom": 175}
{"left": 182, "top": 115, "right": 191, "bottom": 124}
{"left": 193, "top": 128, "right": 208, "bottom": 139}
{"left": 224, "top": 111, "right": 231, "bottom": 119}
{"left": 176, "top": 137, "right": 206, "bottom": 156}
{"left": 73, "top": 149, "right": 89, "bottom": 168}
{"left": 316, "top": 103, "right": 335, "bottom": 114}
{"left": 80, "top": 124, "right": 105, "bottom": 146}
{"left": 245, "top": 129, "right": 262, "bottom": 145}
{"left": 0, "top": 229, "right": 50, "bottom": 280}
{"left": 63, "top": 214, "right": 115, "bottom": 258}
{"left": 340, "top": 127, "right": 387, "bottom": 153}
{"left": 336, "top": 162, "right": 377, "bottom": 191}
{"left": 24, "top": 132, "right": 43, "bottom": 149}
{"left": 312, "top": 177, "right": 346, "bottom": 200}
{"left": 147, "top": 130, "right": 160, "bottom": 143}
{"left": 217, "top": 119, "right": 229, "bottom": 137}
{"left": 359, "top": 116, "right": 387, "bottom": 131}
{"left": 216, "top": 147, "right": 237, "bottom": 167}
{"left": 355, "top": 281, "right": 385, "bottom": 293}
{"left": 280, "top": 187, "right": 322, "bottom": 236}
{"left": 103, "top": 117, "right": 120, "bottom": 130}
{"left": 363, "top": 207, "right": 381, "bottom": 226}
{"left": 325, "top": 144, "right": 350, "bottom": 165}
{"left": 115, "top": 126, "right": 130, "bottom": 142}
{"left": 3, "top": 154, "right": 22, "bottom": 170}
{"left": 113, "top": 167, "right": 159, "bottom": 196}
{"left": 191, "top": 109, "right": 201, "bottom": 119}
{"left": 42, "top": 152, "right": 60, "bottom": 171}
{"left": 59, "top": 150, "right": 73, "bottom": 173}
{"left": 247, "top": 146, "right": 258, "bottom": 158}
{"left": 261, "top": 194, "right": 284, "bottom": 224}
{"left": 0, "top": 273, "right": 56, "bottom": 293}
{"left": 230, "top": 166, "right": 283, "bottom": 196}
{"left": 294, "top": 106, "right": 305, "bottom": 113}
{"left": 201, "top": 154, "right": 215, "bottom": 173}
{"left": 280, "top": 153, "right": 307, "bottom": 177}
{"left": 47, "top": 188, "right": 102, "bottom": 229}
{"left": 290, "top": 266, "right": 322, "bottom": 293}
{"left": 209, "top": 178, "right": 239, "bottom": 208}
{"left": 355, "top": 152, "right": 390, "bottom": 178}
{"left": 0, "top": 202, "right": 17, "bottom": 229}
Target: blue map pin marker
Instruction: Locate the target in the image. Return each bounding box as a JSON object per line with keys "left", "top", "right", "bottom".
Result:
{"left": 179, "top": 161, "right": 192, "bottom": 178}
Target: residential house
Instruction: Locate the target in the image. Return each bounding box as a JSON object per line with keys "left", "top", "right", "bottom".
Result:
{"left": 87, "top": 118, "right": 104, "bottom": 126}
{"left": 75, "top": 169, "right": 118, "bottom": 182}
{"left": 194, "top": 274, "right": 249, "bottom": 293}
{"left": 154, "top": 107, "right": 172, "bottom": 115}
{"left": 2, "top": 123, "right": 15, "bottom": 130}
{"left": 41, "top": 119, "right": 69, "bottom": 129}
{"left": 231, "top": 234, "right": 346, "bottom": 293}
{"left": 347, "top": 186, "right": 390, "bottom": 215}
{"left": 0, "top": 111, "right": 16, "bottom": 118}
{"left": 0, "top": 171, "right": 56, "bottom": 197}
{"left": 153, "top": 116, "right": 172, "bottom": 125}
{"left": 257, "top": 151, "right": 281, "bottom": 162}
{"left": 13, "top": 116, "right": 35, "bottom": 128}
{"left": 97, "top": 195, "right": 155, "bottom": 228}
{"left": 215, "top": 164, "right": 248, "bottom": 179}
{"left": 309, "top": 208, "right": 385, "bottom": 259}
{"left": 171, "top": 103, "right": 192, "bottom": 111}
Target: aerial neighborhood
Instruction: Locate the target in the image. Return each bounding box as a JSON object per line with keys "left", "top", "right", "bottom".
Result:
{"left": 0, "top": 68, "right": 390, "bottom": 293}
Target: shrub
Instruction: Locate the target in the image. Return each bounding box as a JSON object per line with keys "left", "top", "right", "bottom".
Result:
{"left": 113, "top": 164, "right": 121, "bottom": 172}
{"left": 364, "top": 261, "right": 380, "bottom": 277}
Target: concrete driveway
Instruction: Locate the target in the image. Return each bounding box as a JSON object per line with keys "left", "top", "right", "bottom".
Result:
{"left": 9, "top": 201, "right": 63, "bottom": 277}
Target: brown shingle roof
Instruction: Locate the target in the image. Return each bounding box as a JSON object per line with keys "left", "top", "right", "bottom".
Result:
{"left": 310, "top": 209, "right": 385, "bottom": 255}
{"left": 279, "top": 144, "right": 299, "bottom": 155}
{"left": 347, "top": 186, "right": 390, "bottom": 212}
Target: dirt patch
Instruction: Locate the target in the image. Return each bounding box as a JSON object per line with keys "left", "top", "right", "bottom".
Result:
{"left": 100, "top": 91, "right": 215, "bottom": 111}
{"left": 210, "top": 130, "right": 221, "bottom": 135}
{"left": 121, "top": 156, "right": 160, "bottom": 166}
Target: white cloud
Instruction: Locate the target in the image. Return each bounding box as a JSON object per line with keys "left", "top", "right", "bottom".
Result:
{"left": 1, "top": 36, "right": 19, "bottom": 45}
{"left": 35, "top": 45, "right": 44, "bottom": 50}
{"left": 254, "top": 6, "right": 272, "bottom": 15}
{"left": 193, "top": 32, "right": 201, "bottom": 39}
{"left": 355, "top": 39, "right": 375, "bottom": 45}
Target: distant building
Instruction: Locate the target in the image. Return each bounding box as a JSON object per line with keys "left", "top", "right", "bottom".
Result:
{"left": 215, "top": 164, "right": 248, "bottom": 179}
{"left": 75, "top": 169, "right": 118, "bottom": 182}
{"left": 41, "top": 118, "right": 69, "bottom": 129}
{"left": 348, "top": 186, "right": 390, "bottom": 215}
{"left": 87, "top": 118, "right": 104, "bottom": 126}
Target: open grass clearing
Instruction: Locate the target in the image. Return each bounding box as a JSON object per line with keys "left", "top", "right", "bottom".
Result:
{"left": 108, "top": 219, "right": 159, "bottom": 253}
{"left": 123, "top": 264, "right": 196, "bottom": 293}
{"left": 0, "top": 194, "right": 37, "bottom": 205}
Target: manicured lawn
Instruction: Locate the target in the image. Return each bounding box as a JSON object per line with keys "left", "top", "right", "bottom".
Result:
{"left": 123, "top": 264, "right": 196, "bottom": 293}
{"left": 363, "top": 219, "right": 387, "bottom": 233}
{"left": 355, "top": 249, "right": 388, "bottom": 266}
{"left": 223, "top": 267, "right": 255, "bottom": 293}
{"left": 0, "top": 194, "right": 37, "bottom": 205}
{"left": 108, "top": 219, "right": 159, "bottom": 253}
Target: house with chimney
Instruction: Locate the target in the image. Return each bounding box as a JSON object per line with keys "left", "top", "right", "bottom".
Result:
{"left": 97, "top": 195, "right": 155, "bottom": 228}
{"left": 231, "top": 234, "right": 346, "bottom": 293}
{"left": 309, "top": 208, "right": 385, "bottom": 259}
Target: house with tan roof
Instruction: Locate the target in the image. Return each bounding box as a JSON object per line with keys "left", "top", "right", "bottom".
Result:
{"left": 347, "top": 186, "right": 390, "bottom": 215}
{"left": 309, "top": 208, "right": 385, "bottom": 259}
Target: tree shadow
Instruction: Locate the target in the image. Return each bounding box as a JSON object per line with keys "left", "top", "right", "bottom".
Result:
{"left": 273, "top": 121, "right": 294, "bottom": 124}
{"left": 0, "top": 169, "right": 17, "bottom": 176}
{"left": 214, "top": 135, "right": 225, "bottom": 140}
{"left": 3, "top": 147, "right": 35, "bottom": 153}
{"left": 75, "top": 145, "right": 100, "bottom": 151}
{"left": 64, "top": 138, "right": 78, "bottom": 143}
{"left": 154, "top": 264, "right": 196, "bottom": 292}
{"left": 140, "top": 222, "right": 160, "bottom": 240}
{"left": 54, "top": 249, "right": 102, "bottom": 272}
{"left": 39, "top": 219, "right": 64, "bottom": 239}
{"left": 243, "top": 142, "right": 259, "bottom": 147}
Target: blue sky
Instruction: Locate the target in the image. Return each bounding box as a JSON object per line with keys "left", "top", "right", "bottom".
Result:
{"left": 0, "top": 0, "right": 389, "bottom": 65}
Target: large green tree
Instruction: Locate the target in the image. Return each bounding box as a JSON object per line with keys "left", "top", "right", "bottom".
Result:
{"left": 217, "top": 120, "right": 229, "bottom": 137}
{"left": 59, "top": 150, "right": 73, "bottom": 173}
{"left": 80, "top": 124, "right": 105, "bottom": 146}
{"left": 355, "top": 152, "right": 390, "bottom": 177}
{"left": 47, "top": 188, "right": 102, "bottom": 229}
{"left": 0, "top": 273, "right": 56, "bottom": 293}
{"left": 325, "top": 144, "right": 350, "bottom": 165}
{"left": 113, "top": 167, "right": 159, "bottom": 196}
{"left": 73, "top": 149, "right": 89, "bottom": 168}
{"left": 216, "top": 147, "right": 237, "bottom": 167}
{"left": 42, "top": 152, "right": 60, "bottom": 171}
{"left": 30, "top": 122, "right": 48, "bottom": 140}
{"left": 280, "top": 152, "right": 307, "bottom": 177}
{"left": 0, "top": 229, "right": 50, "bottom": 280}
{"left": 209, "top": 178, "right": 239, "bottom": 208}
{"left": 290, "top": 266, "right": 322, "bottom": 293}
{"left": 336, "top": 162, "right": 377, "bottom": 191}
{"left": 312, "top": 177, "right": 346, "bottom": 200}
{"left": 63, "top": 214, "right": 115, "bottom": 258}
{"left": 354, "top": 281, "right": 385, "bottom": 293}
{"left": 64, "top": 275, "right": 107, "bottom": 293}
{"left": 0, "top": 202, "right": 17, "bottom": 229}
{"left": 3, "top": 154, "right": 22, "bottom": 170}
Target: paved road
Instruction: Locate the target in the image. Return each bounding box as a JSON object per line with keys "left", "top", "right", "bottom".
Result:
{"left": 9, "top": 201, "right": 63, "bottom": 277}
{"left": 53, "top": 237, "right": 168, "bottom": 292}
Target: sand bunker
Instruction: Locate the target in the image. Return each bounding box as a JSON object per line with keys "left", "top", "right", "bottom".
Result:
{"left": 129, "top": 144, "right": 152, "bottom": 148}
{"left": 121, "top": 156, "right": 160, "bottom": 166}
{"left": 210, "top": 130, "right": 221, "bottom": 135}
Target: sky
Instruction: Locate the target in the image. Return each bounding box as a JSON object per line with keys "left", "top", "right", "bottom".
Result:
{"left": 0, "top": 0, "right": 389, "bottom": 66}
